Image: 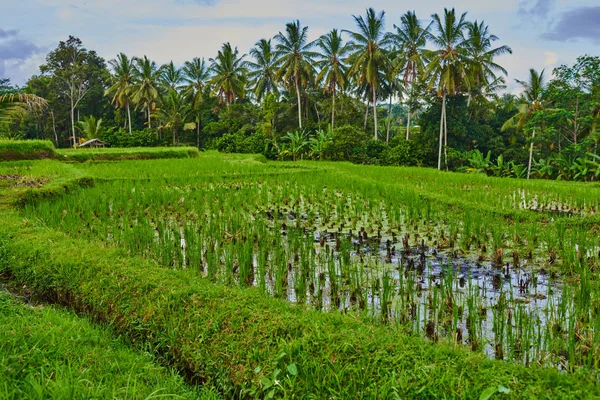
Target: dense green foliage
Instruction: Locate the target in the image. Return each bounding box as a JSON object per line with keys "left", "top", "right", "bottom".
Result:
{"left": 1, "top": 152, "right": 600, "bottom": 397}
{"left": 1, "top": 9, "right": 597, "bottom": 180}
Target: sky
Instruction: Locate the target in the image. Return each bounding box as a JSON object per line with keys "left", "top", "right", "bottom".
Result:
{"left": 1, "top": 0, "right": 599, "bottom": 92}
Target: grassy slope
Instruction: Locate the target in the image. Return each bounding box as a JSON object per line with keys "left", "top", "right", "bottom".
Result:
{"left": 0, "top": 292, "right": 218, "bottom": 399}
{"left": 0, "top": 140, "right": 58, "bottom": 161}
{"left": 1, "top": 156, "right": 599, "bottom": 398}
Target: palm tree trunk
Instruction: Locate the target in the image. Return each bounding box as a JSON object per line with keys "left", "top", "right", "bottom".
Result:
{"left": 443, "top": 96, "right": 448, "bottom": 171}
{"left": 364, "top": 99, "right": 369, "bottom": 130}
{"left": 372, "top": 87, "right": 378, "bottom": 140}
{"left": 331, "top": 88, "right": 335, "bottom": 130}
{"left": 147, "top": 104, "right": 152, "bottom": 129}
{"left": 527, "top": 129, "right": 536, "bottom": 180}
{"left": 437, "top": 94, "right": 446, "bottom": 170}
{"left": 386, "top": 96, "right": 392, "bottom": 144}
{"left": 127, "top": 103, "right": 132, "bottom": 135}
{"left": 197, "top": 113, "right": 201, "bottom": 149}
{"left": 406, "top": 109, "right": 411, "bottom": 140}
{"left": 295, "top": 75, "right": 302, "bottom": 129}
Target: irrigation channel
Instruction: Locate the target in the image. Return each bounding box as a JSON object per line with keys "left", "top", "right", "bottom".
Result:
{"left": 25, "top": 172, "right": 600, "bottom": 371}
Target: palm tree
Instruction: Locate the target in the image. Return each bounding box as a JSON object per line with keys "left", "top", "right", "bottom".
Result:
{"left": 344, "top": 8, "right": 390, "bottom": 140}
{"left": 502, "top": 69, "right": 546, "bottom": 179}
{"left": 426, "top": 8, "right": 470, "bottom": 170}
{"left": 160, "top": 61, "right": 183, "bottom": 90}
{"left": 106, "top": 53, "right": 134, "bottom": 134}
{"left": 183, "top": 57, "right": 210, "bottom": 148}
{"left": 246, "top": 39, "right": 279, "bottom": 102}
{"left": 315, "top": 29, "right": 349, "bottom": 130}
{"left": 77, "top": 115, "right": 104, "bottom": 140}
{"left": 132, "top": 56, "right": 160, "bottom": 129}
{"left": 385, "top": 11, "right": 431, "bottom": 139}
{"left": 382, "top": 65, "right": 404, "bottom": 143}
{"left": 465, "top": 21, "right": 512, "bottom": 106}
{"left": 209, "top": 43, "right": 247, "bottom": 106}
{"left": 157, "top": 89, "right": 193, "bottom": 145}
{"left": 0, "top": 93, "right": 47, "bottom": 122}
{"left": 274, "top": 20, "right": 318, "bottom": 129}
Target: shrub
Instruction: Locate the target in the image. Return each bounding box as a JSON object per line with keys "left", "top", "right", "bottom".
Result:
{"left": 322, "top": 125, "right": 369, "bottom": 162}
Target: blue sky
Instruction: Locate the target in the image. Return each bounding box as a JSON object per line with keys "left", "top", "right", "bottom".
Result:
{"left": 1, "top": 0, "right": 599, "bottom": 92}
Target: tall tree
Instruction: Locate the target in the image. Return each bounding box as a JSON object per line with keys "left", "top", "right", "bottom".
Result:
{"left": 344, "top": 8, "right": 390, "bottom": 139}
{"left": 183, "top": 57, "right": 210, "bottom": 148}
{"left": 157, "top": 89, "right": 192, "bottom": 145}
{"left": 246, "top": 39, "right": 279, "bottom": 102}
{"left": 39, "top": 36, "right": 107, "bottom": 147}
{"left": 106, "top": 53, "right": 134, "bottom": 134}
{"left": 209, "top": 43, "right": 247, "bottom": 106}
{"left": 502, "top": 69, "right": 546, "bottom": 179}
{"left": 315, "top": 29, "right": 349, "bottom": 130}
{"left": 465, "top": 21, "right": 512, "bottom": 106}
{"left": 385, "top": 11, "right": 431, "bottom": 139}
{"left": 274, "top": 20, "right": 318, "bottom": 129}
{"left": 132, "top": 56, "right": 160, "bottom": 129}
{"left": 426, "top": 8, "right": 470, "bottom": 170}
{"left": 160, "top": 61, "right": 183, "bottom": 90}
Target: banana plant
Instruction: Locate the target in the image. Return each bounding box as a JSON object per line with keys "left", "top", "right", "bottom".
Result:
{"left": 466, "top": 149, "right": 491, "bottom": 174}
{"left": 282, "top": 130, "right": 309, "bottom": 161}
{"left": 309, "top": 125, "right": 333, "bottom": 160}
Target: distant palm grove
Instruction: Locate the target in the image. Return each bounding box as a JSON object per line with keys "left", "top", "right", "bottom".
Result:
{"left": 1, "top": 7, "right": 599, "bottom": 180}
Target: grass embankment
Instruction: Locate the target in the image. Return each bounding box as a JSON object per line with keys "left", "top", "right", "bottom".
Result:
{"left": 0, "top": 140, "right": 58, "bottom": 161}
{"left": 58, "top": 146, "right": 200, "bottom": 162}
{"left": 0, "top": 291, "right": 218, "bottom": 399}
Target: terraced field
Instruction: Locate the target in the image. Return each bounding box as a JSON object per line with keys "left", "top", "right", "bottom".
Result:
{"left": 2, "top": 148, "right": 600, "bottom": 398}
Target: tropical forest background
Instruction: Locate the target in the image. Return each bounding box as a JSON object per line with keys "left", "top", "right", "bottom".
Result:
{"left": 1, "top": 8, "right": 599, "bottom": 181}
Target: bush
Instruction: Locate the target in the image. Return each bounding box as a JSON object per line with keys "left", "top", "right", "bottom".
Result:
{"left": 382, "top": 139, "right": 419, "bottom": 166}
{"left": 322, "top": 125, "right": 369, "bottom": 162}
{"left": 216, "top": 127, "right": 267, "bottom": 155}
{"left": 100, "top": 128, "right": 166, "bottom": 148}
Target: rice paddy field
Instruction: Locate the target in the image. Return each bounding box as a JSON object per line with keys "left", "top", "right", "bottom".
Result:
{"left": 2, "top": 147, "right": 600, "bottom": 398}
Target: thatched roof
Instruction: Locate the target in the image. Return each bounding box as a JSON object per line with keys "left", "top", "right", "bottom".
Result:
{"left": 78, "top": 139, "right": 106, "bottom": 148}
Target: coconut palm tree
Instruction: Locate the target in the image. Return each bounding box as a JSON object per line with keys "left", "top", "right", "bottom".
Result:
{"left": 314, "top": 29, "right": 349, "bottom": 130}
{"left": 385, "top": 11, "right": 431, "bottom": 139}
{"left": 106, "top": 53, "right": 134, "bottom": 134}
{"left": 132, "top": 56, "right": 160, "bottom": 129}
{"left": 344, "top": 8, "right": 391, "bottom": 140}
{"left": 160, "top": 61, "right": 183, "bottom": 91}
{"left": 465, "top": 21, "right": 512, "bottom": 106}
{"left": 502, "top": 69, "right": 546, "bottom": 179}
{"left": 157, "top": 88, "right": 193, "bottom": 145}
{"left": 426, "top": 8, "right": 470, "bottom": 170}
{"left": 209, "top": 43, "right": 247, "bottom": 106}
{"left": 274, "top": 20, "right": 318, "bottom": 129}
{"left": 0, "top": 93, "right": 47, "bottom": 122}
{"left": 183, "top": 57, "right": 210, "bottom": 148}
{"left": 246, "top": 39, "right": 279, "bottom": 102}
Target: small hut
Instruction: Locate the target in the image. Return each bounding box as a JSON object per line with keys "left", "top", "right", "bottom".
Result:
{"left": 78, "top": 139, "right": 106, "bottom": 148}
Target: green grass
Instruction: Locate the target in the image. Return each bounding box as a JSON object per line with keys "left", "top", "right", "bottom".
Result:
{"left": 58, "top": 147, "right": 200, "bottom": 162}
{"left": 2, "top": 154, "right": 600, "bottom": 398}
{"left": 0, "top": 291, "right": 219, "bottom": 399}
{"left": 0, "top": 140, "right": 58, "bottom": 161}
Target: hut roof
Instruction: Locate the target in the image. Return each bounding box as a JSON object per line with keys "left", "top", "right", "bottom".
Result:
{"left": 78, "top": 138, "right": 106, "bottom": 148}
